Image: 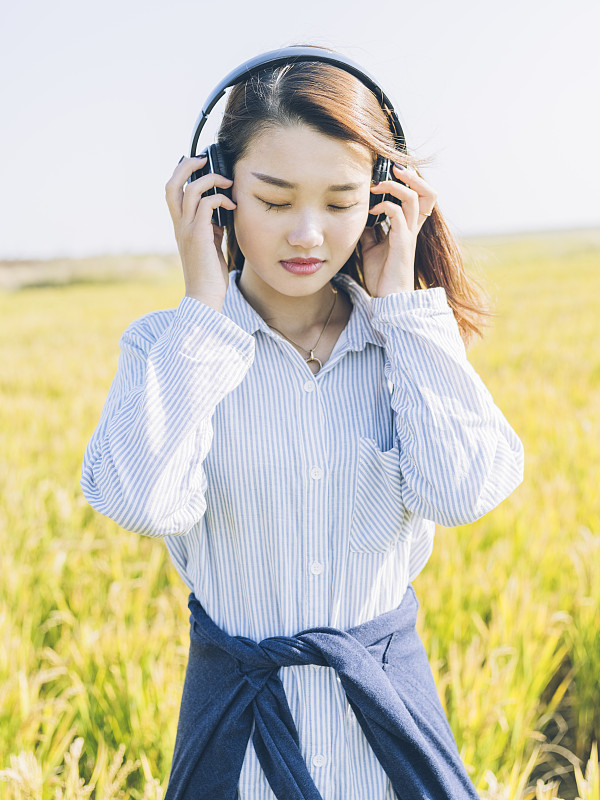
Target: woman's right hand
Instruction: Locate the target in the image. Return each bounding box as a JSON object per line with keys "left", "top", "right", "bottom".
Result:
{"left": 165, "top": 155, "right": 238, "bottom": 311}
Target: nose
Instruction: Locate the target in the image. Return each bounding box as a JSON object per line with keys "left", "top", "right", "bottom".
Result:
{"left": 286, "top": 211, "right": 324, "bottom": 250}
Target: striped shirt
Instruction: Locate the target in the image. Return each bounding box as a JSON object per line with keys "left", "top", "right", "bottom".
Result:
{"left": 81, "top": 268, "right": 524, "bottom": 799}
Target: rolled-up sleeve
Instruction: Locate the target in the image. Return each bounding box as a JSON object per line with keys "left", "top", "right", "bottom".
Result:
{"left": 81, "top": 296, "right": 255, "bottom": 537}
{"left": 371, "top": 287, "right": 524, "bottom": 527}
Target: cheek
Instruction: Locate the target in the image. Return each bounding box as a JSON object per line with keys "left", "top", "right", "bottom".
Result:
{"left": 233, "top": 204, "right": 275, "bottom": 257}
{"left": 335, "top": 208, "right": 369, "bottom": 246}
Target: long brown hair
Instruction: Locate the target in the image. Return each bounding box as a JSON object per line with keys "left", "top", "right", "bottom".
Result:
{"left": 217, "top": 48, "right": 490, "bottom": 345}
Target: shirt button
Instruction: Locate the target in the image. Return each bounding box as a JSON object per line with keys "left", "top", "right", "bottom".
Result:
{"left": 312, "top": 754, "right": 327, "bottom": 768}
{"left": 310, "top": 466, "right": 323, "bottom": 480}
{"left": 310, "top": 561, "right": 324, "bottom": 575}
{"left": 303, "top": 380, "right": 315, "bottom": 392}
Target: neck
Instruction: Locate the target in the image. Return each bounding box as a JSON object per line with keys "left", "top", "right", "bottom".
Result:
{"left": 237, "top": 265, "right": 337, "bottom": 339}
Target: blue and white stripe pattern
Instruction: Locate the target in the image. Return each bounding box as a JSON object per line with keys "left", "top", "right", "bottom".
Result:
{"left": 81, "top": 269, "right": 524, "bottom": 799}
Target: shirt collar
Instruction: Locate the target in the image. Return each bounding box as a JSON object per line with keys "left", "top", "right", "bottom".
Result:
{"left": 223, "top": 269, "right": 385, "bottom": 353}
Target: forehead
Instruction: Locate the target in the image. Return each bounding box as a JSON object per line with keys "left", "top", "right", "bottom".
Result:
{"left": 236, "top": 123, "right": 373, "bottom": 185}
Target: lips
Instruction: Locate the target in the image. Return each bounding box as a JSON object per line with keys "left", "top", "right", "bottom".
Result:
{"left": 283, "top": 258, "right": 323, "bottom": 264}
{"left": 280, "top": 259, "right": 324, "bottom": 275}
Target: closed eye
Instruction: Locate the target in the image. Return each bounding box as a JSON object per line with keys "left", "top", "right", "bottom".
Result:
{"left": 259, "top": 198, "right": 358, "bottom": 212}
{"left": 260, "top": 200, "right": 289, "bottom": 211}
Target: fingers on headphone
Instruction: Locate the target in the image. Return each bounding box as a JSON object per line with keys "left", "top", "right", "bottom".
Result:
{"left": 166, "top": 156, "right": 207, "bottom": 214}
{"left": 166, "top": 154, "right": 222, "bottom": 196}
{"left": 182, "top": 186, "right": 237, "bottom": 226}
{"left": 167, "top": 155, "right": 205, "bottom": 188}
{"left": 180, "top": 171, "right": 231, "bottom": 211}
{"left": 186, "top": 172, "right": 233, "bottom": 193}
{"left": 369, "top": 200, "right": 403, "bottom": 217}
{"left": 370, "top": 181, "right": 420, "bottom": 214}
{"left": 390, "top": 166, "right": 438, "bottom": 204}
{"left": 370, "top": 178, "right": 413, "bottom": 195}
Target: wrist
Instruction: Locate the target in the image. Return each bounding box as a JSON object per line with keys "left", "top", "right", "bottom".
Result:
{"left": 184, "top": 289, "right": 225, "bottom": 313}
{"left": 374, "top": 283, "right": 414, "bottom": 297}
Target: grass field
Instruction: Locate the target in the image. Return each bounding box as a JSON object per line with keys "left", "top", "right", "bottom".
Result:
{"left": 1, "top": 229, "right": 599, "bottom": 799}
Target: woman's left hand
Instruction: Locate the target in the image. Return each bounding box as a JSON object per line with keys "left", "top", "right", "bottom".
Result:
{"left": 359, "top": 164, "right": 437, "bottom": 296}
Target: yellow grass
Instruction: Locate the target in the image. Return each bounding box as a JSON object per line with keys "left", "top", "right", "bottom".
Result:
{"left": 0, "top": 229, "right": 599, "bottom": 798}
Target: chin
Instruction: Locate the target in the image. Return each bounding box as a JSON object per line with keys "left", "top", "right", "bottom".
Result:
{"left": 277, "top": 266, "right": 341, "bottom": 294}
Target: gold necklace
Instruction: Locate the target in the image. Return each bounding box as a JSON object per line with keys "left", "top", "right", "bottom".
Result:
{"left": 267, "top": 286, "right": 338, "bottom": 371}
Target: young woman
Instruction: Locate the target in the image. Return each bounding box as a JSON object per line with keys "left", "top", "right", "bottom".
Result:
{"left": 81, "top": 47, "right": 524, "bottom": 800}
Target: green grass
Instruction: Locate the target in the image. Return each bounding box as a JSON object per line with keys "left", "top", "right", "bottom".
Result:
{"left": 0, "top": 231, "right": 599, "bottom": 799}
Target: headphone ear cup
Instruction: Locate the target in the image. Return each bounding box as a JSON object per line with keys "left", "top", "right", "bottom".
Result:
{"left": 188, "top": 143, "right": 234, "bottom": 227}
{"left": 367, "top": 155, "right": 402, "bottom": 228}
{"left": 210, "top": 144, "right": 233, "bottom": 227}
{"left": 367, "top": 155, "right": 390, "bottom": 228}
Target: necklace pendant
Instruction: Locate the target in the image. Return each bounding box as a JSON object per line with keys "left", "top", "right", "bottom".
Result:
{"left": 306, "top": 350, "right": 323, "bottom": 370}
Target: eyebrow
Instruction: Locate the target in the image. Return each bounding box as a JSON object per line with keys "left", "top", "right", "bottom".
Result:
{"left": 251, "top": 172, "right": 363, "bottom": 192}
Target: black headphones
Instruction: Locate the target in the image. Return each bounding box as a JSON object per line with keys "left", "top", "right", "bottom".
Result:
{"left": 187, "top": 46, "right": 407, "bottom": 228}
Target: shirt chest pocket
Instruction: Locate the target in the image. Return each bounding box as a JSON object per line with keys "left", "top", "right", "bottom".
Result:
{"left": 349, "top": 436, "right": 410, "bottom": 554}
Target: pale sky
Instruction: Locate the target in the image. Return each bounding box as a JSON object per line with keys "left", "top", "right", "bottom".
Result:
{"left": 0, "top": 0, "right": 597, "bottom": 260}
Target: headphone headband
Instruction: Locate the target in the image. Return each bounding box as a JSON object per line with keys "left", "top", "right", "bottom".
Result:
{"left": 189, "top": 46, "right": 406, "bottom": 156}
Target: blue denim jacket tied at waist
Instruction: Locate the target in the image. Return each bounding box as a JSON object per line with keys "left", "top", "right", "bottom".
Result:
{"left": 164, "top": 584, "right": 480, "bottom": 800}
